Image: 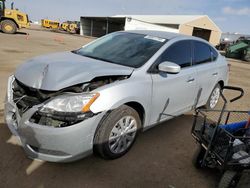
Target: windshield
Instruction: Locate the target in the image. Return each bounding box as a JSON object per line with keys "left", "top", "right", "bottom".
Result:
{"left": 74, "top": 32, "right": 167, "bottom": 68}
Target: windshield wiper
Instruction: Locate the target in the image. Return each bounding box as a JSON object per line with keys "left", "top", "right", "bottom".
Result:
{"left": 71, "top": 50, "right": 79, "bottom": 54}
{"left": 81, "top": 54, "right": 117, "bottom": 64}
{"left": 72, "top": 51, "right": 134, "bottom": 67}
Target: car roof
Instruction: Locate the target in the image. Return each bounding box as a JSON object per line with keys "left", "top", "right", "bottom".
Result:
{"left": 123, "top": 30, "right": 211, "bottom": 45}
{"left": 123, "top": 30, "right": 184, "bottom": 39}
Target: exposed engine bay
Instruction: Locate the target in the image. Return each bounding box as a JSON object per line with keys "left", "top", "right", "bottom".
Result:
{"left": 12, "top": 75, "right": 129, "bottom": 127}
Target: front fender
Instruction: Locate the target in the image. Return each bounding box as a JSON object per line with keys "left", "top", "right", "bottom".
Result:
{"left": 90, "top": 75, "right": 152, "bottom": 120}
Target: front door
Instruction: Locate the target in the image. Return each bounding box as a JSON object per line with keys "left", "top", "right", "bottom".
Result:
{"left": 148, "top": 40, "right": 198, "bottom": 125}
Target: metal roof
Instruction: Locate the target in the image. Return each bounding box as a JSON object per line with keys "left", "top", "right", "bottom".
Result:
{"left": 113, "top": 15, "right": 221, "bottom": 32}
{"left": 113, "top": 15, "right": 205, "bottom": 25}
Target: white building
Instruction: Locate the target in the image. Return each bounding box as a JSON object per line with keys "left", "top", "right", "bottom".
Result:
{"left": 80, "top": 15, "right": 222, "bottom": 45}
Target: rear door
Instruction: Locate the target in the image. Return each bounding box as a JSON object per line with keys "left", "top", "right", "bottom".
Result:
{"left": 148, "top": 40, "right": 198, "bottom": 125}
{"left": 192, "top": 41, "right": 219, "bottom": 106}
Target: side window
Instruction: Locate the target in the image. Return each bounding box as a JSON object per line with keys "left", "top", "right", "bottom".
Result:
{"left": 211, "top": 47, "right": 218, "bottom": 61}
{"left": 0, "top": 2, "right": 3, "bottom": 11}
{"left": 193, "top": 41, "right": 212, "bottom": 64}
{"left": 159, "top": 40, "right": 192, "bottom": 68}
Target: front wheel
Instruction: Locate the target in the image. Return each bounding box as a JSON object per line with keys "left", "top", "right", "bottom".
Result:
{"left": 218, "top": 170, "right": 242, "bottom": 188}
{"left": 205, "top": 83, "right": 221, "bottom": 109}
{"left": 1, "top": 20, "right": 17, "bottom": 34}
{"left": 93, "top": 105, "right": 141, "bottom": 159}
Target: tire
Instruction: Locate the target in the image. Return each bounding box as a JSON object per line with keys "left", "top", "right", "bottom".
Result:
{"left": 93, "top": 105, "right": 141, "bottom": 159}
{"left": 205, "top": 83, "right": 221, "bottom": 109}
{"left": 192, "top": 145, "right": 206, "bottom": 169}
{"left": 1, "top": 19, "right": 17, "bottom": 34}
{"left": 218, "top": 170, "right": 242, "bottom": 188}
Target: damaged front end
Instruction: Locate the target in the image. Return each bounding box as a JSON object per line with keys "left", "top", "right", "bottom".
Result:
{"left": 11, "top": 75, "right": 129, "bottom": 128}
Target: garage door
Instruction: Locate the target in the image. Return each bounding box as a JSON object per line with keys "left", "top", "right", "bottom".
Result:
{"left": 192, "top": 27, "right": 211, "bottom": 41}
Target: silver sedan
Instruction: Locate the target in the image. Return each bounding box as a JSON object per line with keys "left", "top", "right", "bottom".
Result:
{"left": 5, "top": 30, "right": 228, "bottom": 162}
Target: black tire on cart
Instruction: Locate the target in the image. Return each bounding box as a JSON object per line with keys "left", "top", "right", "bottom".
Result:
{"left": 218, "top": 170, "right": 242, "bottom": 188}
{"left": 192, "top": 145, "right": 206, "bottom": 169}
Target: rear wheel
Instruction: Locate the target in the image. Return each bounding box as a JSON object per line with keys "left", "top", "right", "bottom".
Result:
{"left": 192, "top": 145, "right": 206, "bottom": 168}
{"left": 205, "top": 83, "right": 221, "bottom": 109}
{"left": 93, "top": 105, "right": 141, "bottom": 159}
{"left": 1, "top": 20, "right": 17, "bottom": 34}
{"left": 218, "top": 170, "right": 242, "bottom": 188}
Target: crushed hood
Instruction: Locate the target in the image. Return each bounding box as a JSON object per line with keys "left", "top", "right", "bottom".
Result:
{"left": 15, "top": 52, "right": 134, "bottom": 91}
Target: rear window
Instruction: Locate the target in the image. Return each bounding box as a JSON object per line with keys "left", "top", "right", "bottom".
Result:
{"left": 193, "top": 41, "right": 212, "bottom": 65}
{"left": 211, "top": 47, "right": 218, "bottom": 61}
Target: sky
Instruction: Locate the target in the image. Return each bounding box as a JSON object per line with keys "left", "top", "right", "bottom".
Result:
{"left": 6, "top": 0, "right": 250, "bottom": 34}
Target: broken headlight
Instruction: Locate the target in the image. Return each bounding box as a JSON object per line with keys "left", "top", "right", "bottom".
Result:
{"left": 39, "top": 92, "right": 99, "bottom": 115}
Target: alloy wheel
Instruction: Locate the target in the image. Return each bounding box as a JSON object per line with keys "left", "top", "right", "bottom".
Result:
{"left": 210, "top": 87, "right": 220, "bottom": 109}
{"left": 108, "top": 116, "right": 137, "bottom": 154}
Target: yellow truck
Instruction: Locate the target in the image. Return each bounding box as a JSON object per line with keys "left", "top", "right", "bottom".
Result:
{"left": 0, "top": 0, "right": 29, "bottom": 34}
{"left": 60, "top": 21, "right": 80, "bottom": 34}
{"left": 41, "top": 19, "right": 60, "bottom": 29}
{"left": 60, "top": 22, "right": 69, "bottom": 31}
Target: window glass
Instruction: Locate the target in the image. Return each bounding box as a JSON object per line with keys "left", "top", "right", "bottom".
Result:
{"left": 0, "top": 2, "right": 3, "bottom": 10}
{"left": 158, "top": 40, "right": 192, "bottom": 68}
{"left": 75, "top": 32, "right": 167, "bottom": 68}
{"left": 193, "top": 41, "right": 212, "bottom": 64}
{"left": 211, "top": 47, "right": 218, "bottom": 61}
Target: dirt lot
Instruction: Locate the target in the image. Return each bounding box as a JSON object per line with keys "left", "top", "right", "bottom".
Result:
{"left": 0, "top": 29, "right": 249, "bottom": 188}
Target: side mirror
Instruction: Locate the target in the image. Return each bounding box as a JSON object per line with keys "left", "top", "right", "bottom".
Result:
{"left": 158, "top": 61, "right": 181, "bottom": 74}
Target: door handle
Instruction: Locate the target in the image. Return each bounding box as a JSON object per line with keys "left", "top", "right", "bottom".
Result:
{"left": 187, "top": 78, "right": 195, "bottom": 83}
{"left": 212, "top": 72, "right": 218, "bottom": 76}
